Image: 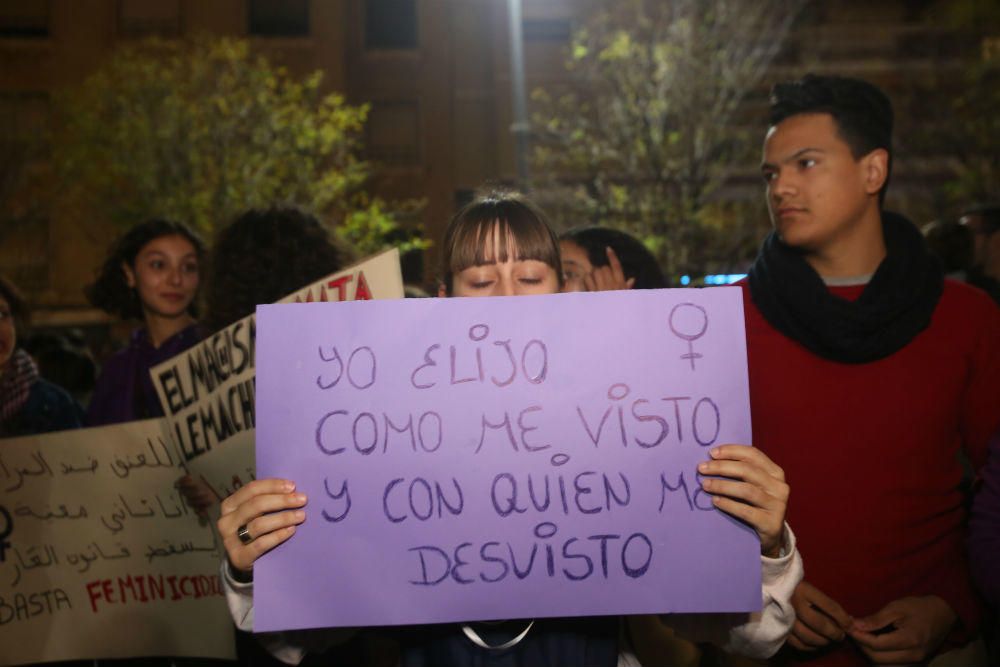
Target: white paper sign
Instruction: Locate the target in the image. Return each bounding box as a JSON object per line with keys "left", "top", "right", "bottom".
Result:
{"left": 0, "top": 420, "right": 234, "bottom": 665}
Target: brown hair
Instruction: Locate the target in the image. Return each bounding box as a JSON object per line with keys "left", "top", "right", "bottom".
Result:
{"left": 86, "top": 219, "right": 205, "bottom": 320}
{"left": 0, "top": 274, "right": 30, "bottom": 342}
{"left": 440, "top": 189, "right": 562, "bottom": 295}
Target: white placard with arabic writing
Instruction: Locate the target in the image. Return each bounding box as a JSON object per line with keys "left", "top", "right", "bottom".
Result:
{"left": 0, "top": 419, "right": 235, "bottom": 665}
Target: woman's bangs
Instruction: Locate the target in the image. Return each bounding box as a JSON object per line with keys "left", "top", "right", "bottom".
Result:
{"left": 503, "top": 213, "right": 559, "bottom": 268}
{"left": 449, "top": 218, "right": 513, "bottom": 273}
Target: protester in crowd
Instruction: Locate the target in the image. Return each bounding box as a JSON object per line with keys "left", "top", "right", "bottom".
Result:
{"left": 203, "top": 206, "right": 351, "bottom": 333}
{"left": 85, "top": 219, "right": 205, "bottom": 425}
{"left": 179, "top": 207, "right": 349, "bottom": 517}
{"left": 559, "top": 226, "right": 668, "bottom": 292}
{"left": 22, "top": 330, "right": 98, "bottom": 406}
{"left": 960, "top": 203, "right": 1000, "bottom": 305}
{"left": 212, "top": 190, "right": 802, "bottom": 666}
{"left": 179, "top": 206, "right": 352, "bottom": 666}
{"left": 922, "top": 218, "right": 974, "bottom": 281}
{"left": 0, "top": 275, "right": 84, "bottom": 438}
{"left": 743, "top": 74, "right": 1000, "bottom": 666}
{"left": 970, "top": 433, "right": 1000, "bottom": 658}
{"left": 177, "top": 207, "right": 349, "bottom": 516}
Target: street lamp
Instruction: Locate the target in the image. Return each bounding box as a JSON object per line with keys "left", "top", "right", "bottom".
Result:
{"left": 506, "top": 0, "right": 530, "bottom": 189}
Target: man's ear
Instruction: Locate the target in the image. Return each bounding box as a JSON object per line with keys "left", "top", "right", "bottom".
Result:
{"left": 862, "top": 148, "right": 889, "bottom": 196}
{"left": 122, "top": 262, "right": 136, "bottom": 288}
{"left": 437, "top": 283, "right": 448, "bottom": 298}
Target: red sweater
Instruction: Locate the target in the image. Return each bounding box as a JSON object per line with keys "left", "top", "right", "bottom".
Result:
{"left": 741, "top": 279, "right": 1000, "bottom": 667}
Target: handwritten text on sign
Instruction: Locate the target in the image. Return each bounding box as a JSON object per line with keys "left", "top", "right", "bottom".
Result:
{"left": 254, "top": 288, "right": 759, "bottom": 632}
{"left": 0, "top": 420, "right": 234, "bottom": 665}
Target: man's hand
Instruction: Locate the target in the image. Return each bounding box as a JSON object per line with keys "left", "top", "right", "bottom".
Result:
{"left": 848, "top": 595, "right": 956, "bottom": 665}
{"left": 786, "top": 580, "right": 852, "bottom": 651}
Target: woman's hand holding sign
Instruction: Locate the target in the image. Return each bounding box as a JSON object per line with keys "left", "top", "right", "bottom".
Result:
{"left": 698, "top": 445, "right": 789, "bottom": 558}
{"left": 218, "top": 478, "right": 307, "bottom": 576}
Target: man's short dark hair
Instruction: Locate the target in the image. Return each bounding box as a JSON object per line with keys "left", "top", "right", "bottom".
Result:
{"left": 769, "top": 74, "right": 894, "bottom": 204}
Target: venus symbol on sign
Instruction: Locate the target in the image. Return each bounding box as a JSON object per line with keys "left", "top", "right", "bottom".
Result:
{"left": 668, "top": 303, "right": 708, "bottom": 371}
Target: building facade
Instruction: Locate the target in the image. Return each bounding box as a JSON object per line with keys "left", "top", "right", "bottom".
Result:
{"left": 0, "top": 0, "right": 993, "bottom": 321}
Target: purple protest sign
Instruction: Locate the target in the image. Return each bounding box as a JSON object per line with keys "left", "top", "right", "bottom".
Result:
{"left": 254, "top": 288, "right": 759, "bottom": 632}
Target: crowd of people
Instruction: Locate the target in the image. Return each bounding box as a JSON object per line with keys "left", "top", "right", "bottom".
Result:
{"left": 1, "top": 73, "right": 998, "bottom": 667}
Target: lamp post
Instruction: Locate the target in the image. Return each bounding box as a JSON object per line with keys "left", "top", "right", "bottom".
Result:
{"left": 506, "top": 0, "right": 531, "bottom": 190}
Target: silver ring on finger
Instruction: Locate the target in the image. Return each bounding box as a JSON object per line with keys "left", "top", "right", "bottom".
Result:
{"left": 237, "top": 523, "right": 254, "bottom": 545}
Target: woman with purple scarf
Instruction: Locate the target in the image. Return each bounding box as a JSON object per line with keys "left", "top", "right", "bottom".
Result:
{"left": 85, "top": 219, "right": 205, "bottom": 425}
{"left": 0, "top": 275, "right": 84, "bottom": 438}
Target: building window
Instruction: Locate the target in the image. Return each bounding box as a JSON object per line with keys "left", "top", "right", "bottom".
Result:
{"left": 118, "top": 0, "right": 181, "bottom": 38}
{"left": 365, "top": 0, "right": 417, "bottom": 50}
{"left": 249, "top": 0, "right": 309, "bottom": 37}
{"left": 984, "top": 36, "right": 1000, "bottom": 62}
{"left": 0, "top": 93, "right": 51, "bottom": 291}
{"left": 366, "top": 101, "right": 420, "bottom": 164}
{"left": 523, "top": 19, "right": 571, "bottom": 42}
{"left": 0, "top": 92, "right": 49, "bottom": 144}
{"left": 0, "top": 0, "right": 49, "bottom": 38}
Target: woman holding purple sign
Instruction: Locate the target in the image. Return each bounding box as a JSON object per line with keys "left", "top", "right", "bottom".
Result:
{"left": 216, "top": 190, "right": 802, "bottom": 666}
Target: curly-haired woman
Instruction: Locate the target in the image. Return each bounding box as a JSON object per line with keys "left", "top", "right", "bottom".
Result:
{"left": 85, "top": 219, "right": 205, "bottom": 425}
{"left": 203, "top": 206, "right": 350, "bottom": 332}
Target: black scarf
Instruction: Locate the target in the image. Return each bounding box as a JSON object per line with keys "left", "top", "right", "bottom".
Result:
{"left": 747, "top": 211, "right": 943, "bottom": 364}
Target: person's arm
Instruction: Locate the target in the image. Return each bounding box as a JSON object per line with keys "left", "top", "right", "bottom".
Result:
{"left": 848, "top": 595, "right": 957, "bottom": 665}
{"left": 222, "top": 560, "right": 355, "bottom": 665}
{"left": 647, "top": 523, "right": 802, "bottom": 660}
{"left": 964, "top": 302, "right": 1000, "bottom": 613}
{"left": 217, "top": 479, "right": 359, "bottom": 664}
{"left": 220, "top": 558, "right": 256, "bottom": 633}
{"left": 583, "top": 247, "right": 635, "bottom": 292}
{"left": 217, "top": 478, "right": 307, "bottom": 574}
{"left": 970, "top": 432, "right": 1000, "bottom": 607}
{"left": 786, "top": 580, "right": 852, "bottom": 652}
{"left": 177, "top": 474, "right": 217, "bottom": 517}
{"left": 628, "top": 446, "right": 801, "bottom": 662}
{"left": 724, "top": 523, "right": 802, "bottom": 657}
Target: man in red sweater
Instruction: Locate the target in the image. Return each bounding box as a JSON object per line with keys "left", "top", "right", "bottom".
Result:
{"left": 744, "top": 74, "right": 1000, "bottom": 666}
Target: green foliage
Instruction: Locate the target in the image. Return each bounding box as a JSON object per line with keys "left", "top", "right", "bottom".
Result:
{"left": 531, "top": 0, "right": 804, "bottom": 279}
{"left": 338, "top": 196, "right": 428, "bottom": 258}
{"left": 931, "top": 2, "right": 1000, "bottom": 206}
{"left": 941, "top": 64, "right": 1000, "bottom": 204}
{"left": 923, "top": 0, "right": 1000, "bottom": 29}
{"left": 49, "top": 35, "right": 419, "bottom": 253}
{"left": 893, "top": 4, "right": 1000, "bottom": 216}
